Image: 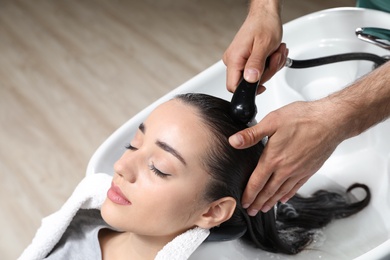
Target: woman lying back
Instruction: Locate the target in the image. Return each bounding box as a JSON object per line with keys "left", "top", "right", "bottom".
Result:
{"left": 20, "top": 93, "right": 370, "bottom": 259}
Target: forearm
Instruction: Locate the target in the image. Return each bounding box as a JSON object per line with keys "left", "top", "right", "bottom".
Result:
{"left": 248, "top": 0, "right": 282, "bottom": 19}
{"left": 322, "top": 62, "right": 390, "bottom": 141}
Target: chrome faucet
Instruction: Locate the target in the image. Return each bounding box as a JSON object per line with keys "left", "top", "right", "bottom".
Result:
{"left": 356, "top": 27, "right": 390, "bottom": 50}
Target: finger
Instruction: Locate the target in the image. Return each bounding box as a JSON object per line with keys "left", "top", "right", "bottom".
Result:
{"left": 241, "top": 140, "right": 280, "bottom": 211}
{"left": 243, "top": 43, "right": 269, "bottom": 83}
{"left": 280, "top": 176, "right": 310, "bottom": 203}
{"left": 259, "top": 177, "right": 300, "bottom": 212}
{"left": 257, "top": 85, "right": 266, "bottom": 95}
{"left": 260, "top": 43, "right": 287, "bottom": 84}
{"left": 278, "top": 45, "right": 289, "bottom": 71}
{"left": 259, "top": 52, "right": 282, "bottom": 85}
{"left": 229, "top": 118, "right": 274, "bottom": 149}
{"left": 229, "top": 127, "right": 265, "bottom": 149}
{"left": 246, "top": 169, "right": 291, "bottom": 214}
{"left": 242, "top": 160, "right": 275, "bottom": 215}
{"left": 284, "top": 47, "right": 289, "bottom": 67}
{"left": 226, "top": 69, "right": 243, "bottom": 93}
{"left": 223, "top": 48, "right": 248, "bottom": 92}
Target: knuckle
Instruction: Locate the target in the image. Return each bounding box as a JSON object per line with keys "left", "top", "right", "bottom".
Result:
{"left": 222, "top": 51, "right": 235, "bottom": 66}
{"left": 267, "top": 196, "right": 280, "bottom": 207}
{"left": 247, "top": 55, "right": 265, "bottom": 68}
{"left": 272, "top": 169, "right": 288, "bottom": 181}
{"left": 222, "top": 55, "right": 228, "bottom": 65}
{"left": 260, "top": 185, "right": 275, "bottom": 198}
{"left": 277, "top": 186, "right": 291, "bottom": 196}
{"left": 250, "top": 196, "right": 266, "bottom": 210}
{"left": 286, "top": 190, "right": 296, "bottom": 199}
{"left": 246, "top": 180, "right": 263, "bottom": 193}
{"left": 297, "top": 177, "right": 309, "bottom": 186}
{"left": 292, "top": 184, "right": 303, "bottom": 194}
{"left": 243, "top": 127, "right": 261, "bottom": 145}
{"left": 267, "top": 110, "right": 282, "bottom": 122}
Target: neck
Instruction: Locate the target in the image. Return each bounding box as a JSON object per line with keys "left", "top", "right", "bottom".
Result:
{"left": 99, "top": 229, "right": 178, "bottom": 260}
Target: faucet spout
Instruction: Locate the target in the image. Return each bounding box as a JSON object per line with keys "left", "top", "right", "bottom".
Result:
{"left": 356, "top": 27, "right": 390, "bottom": 50}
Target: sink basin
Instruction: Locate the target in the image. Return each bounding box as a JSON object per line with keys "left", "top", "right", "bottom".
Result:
{"left": 87, "top": 7, "right": 390, "bottom": 260}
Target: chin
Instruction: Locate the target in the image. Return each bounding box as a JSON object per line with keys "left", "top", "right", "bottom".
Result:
{"left": 100, "top": 199, "right": 111, "bottom": 222}
{"left": 100, "top": 198, "right": 133, "bottom": 232}
{"left": 100, "top": 199, "right": 120, "bottom": 227}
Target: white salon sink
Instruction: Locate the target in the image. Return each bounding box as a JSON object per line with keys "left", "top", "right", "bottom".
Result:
{"left": 87, "top": 7, "right": 390, "bottom": 260}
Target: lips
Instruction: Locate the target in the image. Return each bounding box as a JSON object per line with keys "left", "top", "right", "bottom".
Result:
{"left": 107, "top": 182, "right": 131, "bottom": 205}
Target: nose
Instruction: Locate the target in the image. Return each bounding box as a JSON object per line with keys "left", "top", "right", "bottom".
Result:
{"left": 114, "top": 150, "right": 138, "bottom": 183}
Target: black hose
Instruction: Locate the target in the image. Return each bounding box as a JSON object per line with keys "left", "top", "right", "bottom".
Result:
{"left": 288, "top": 52, "right": 387, "bottom": 68}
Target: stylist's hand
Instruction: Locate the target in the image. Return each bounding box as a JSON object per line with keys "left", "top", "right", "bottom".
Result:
{"left": 229, "top": 101, "right": 343, "bottom": 216}
{"left": 223, "top": 0, "right": 284, "bottom": 92}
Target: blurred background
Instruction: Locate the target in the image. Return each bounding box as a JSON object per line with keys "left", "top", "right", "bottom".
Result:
{"left": 0, "top": 0, "right": 355, "bottom": 258}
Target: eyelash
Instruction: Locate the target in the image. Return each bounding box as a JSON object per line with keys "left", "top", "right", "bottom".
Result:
{"left": 125, "top": 144, "right": 137, "bottom": 151}
{"left": 149, "top": 164, "right": 171, "bottom": 178}
{"left": 125, "top": 143, "right": 171, "bottom": 178}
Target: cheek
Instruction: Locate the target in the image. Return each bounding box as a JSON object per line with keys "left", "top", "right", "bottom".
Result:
{"left": 144, "top": 186, "right": 200, "bottom": 218}
{"left": 139, "top": 185, "right": 207, "bottom": 231}
{"left": 101, "top": 172, "right": 211, "bottom": 236}
{"left": 101, "top": 185, "right": 204, "bottom": 234}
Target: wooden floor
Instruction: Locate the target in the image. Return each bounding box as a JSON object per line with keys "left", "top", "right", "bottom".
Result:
{"left": 0, "top": 0, "right": 355, "bottom": 258}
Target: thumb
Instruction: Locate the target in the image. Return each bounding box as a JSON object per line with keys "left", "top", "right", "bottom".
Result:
{"left": 243, "top": 45, "right": 269, "bottom": 83}
{"left": 229, "top": 120, "right": 272, "bottom": 149}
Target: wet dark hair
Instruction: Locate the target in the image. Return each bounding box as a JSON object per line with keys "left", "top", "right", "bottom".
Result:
{"left": 175, "top": 93, "right": 370, "bottom": 254}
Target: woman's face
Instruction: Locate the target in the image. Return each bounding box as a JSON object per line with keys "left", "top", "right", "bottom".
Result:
{"left": 101, "top": 99, "right": 213, "bottom": 239}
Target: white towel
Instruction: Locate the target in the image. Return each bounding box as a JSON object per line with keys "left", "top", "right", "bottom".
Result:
{"left": 19, "top": 173, "right": 111, "bottom": 260}
{"left": 155, "top": 227, "right": 210, "bottom": 260}
{"left": 18, "top": 173, "right": 209, "bottom": 260}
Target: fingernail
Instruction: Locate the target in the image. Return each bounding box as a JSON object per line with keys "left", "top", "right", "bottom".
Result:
{"left": 261, "top": 205, "right": 271, "bottom": 213}
{"left": 247, "top": 209, "right": 259, "bottom": 217}
{"left": 280, "top": 197, "right": 289, "bottom": 204}
{"left": 244, "top": 68, "right": 259, "bottom": 82}
{"left": 229, "top": 134, "right": 244, "bottom": 147}
{"left": 242, "top": 203, "right": 250, "bottom": 209}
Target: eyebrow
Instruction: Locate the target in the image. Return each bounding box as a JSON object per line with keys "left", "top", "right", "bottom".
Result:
{"left": 138, "top": 123, "right": 187, "bottom": 166}
{"left": 156, "top": 141, "right": 187, "bottom": 166}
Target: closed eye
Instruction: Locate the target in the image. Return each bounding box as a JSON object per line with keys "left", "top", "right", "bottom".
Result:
{"left": 125, "top": 144, "right": 171, "bottom": 178}
{"left": 149, "top": 164, "right": 171, "bottom": 178}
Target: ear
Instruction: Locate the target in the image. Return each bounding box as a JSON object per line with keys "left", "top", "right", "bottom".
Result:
{"left": 195, "top": 197, "right": 236, "bottom": 229}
